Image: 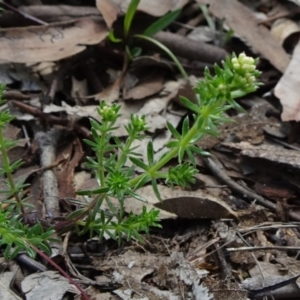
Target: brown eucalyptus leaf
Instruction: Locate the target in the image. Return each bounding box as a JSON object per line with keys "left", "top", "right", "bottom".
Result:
{"left": 0, "top": 19, "right": 108, "bottom": 63}
{"left": 125, "top": 73, "right": 164, "bottom": 100}
{"left": 155, "top": 188, "right": 238, "bottom": 219}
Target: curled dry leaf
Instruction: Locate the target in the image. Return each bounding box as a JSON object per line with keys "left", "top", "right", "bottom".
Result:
{"left": 96, "top": 0, "right": 119, "bottom": 28}
{"left": 0, "top": 19, "right": 108, "bottom": 64}
{"left": 275, "top": 40, "right": 300, "bottom": 121}
{"left": 270, "top": 18, "right": 300, "bottom": 49}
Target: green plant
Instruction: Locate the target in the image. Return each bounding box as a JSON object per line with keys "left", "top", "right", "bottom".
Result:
{"left": 67, "top": 52, "right": 261, "bottom": 243}
{"left": 0, "top": 207, "right": 56, "bottom": 260}
{"left": 108, "top": 0, "right": 187, "bottom": 78}
{"left": 0, "top": 52, "right": 261, "bottom": 257}
{"left": 0, "top": 86, "right": 26, "bottom": 214}
{"left": 0, "top": 84, "right": 56, "bottom": 259}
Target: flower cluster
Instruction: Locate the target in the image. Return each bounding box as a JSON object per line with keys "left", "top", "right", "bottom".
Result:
{"left": 97, "top": 101, "right": 120, "bottom": 122}
{"left": 230, "top": 53, "right": 260, "bottom": 91}
{"left": 195, "top": 52, "right": 261, "bottom": 109}
{"left": 231, "top": 53, "right": 256, "bottom": 72}
{"left": 130, "top": 115, "right": 147, "bottom": 132}
{"left": 125, "top": 114, "right": 148, "bottom": 138}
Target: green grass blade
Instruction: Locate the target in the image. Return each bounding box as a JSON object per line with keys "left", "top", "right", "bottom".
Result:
{"left": 199, "top": 4, "right": 215, "bottom": 32}
{"left": 108, "top": 29, "right": 123, "bottom": 43}
{"left": 134, "top": 34, "right": 188, "bottom": 79}
{"left": 124, "top": 0, "right": 140, "bottom": 37}
{"left": 143, "top": 9, "right": 181, "bottom": 37}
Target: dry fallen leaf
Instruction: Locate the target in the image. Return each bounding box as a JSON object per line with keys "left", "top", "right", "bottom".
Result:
{"left": 21, "top": 271, "right": 76, "bottom": 299}
{"left": 99, "top": 0, "right": 189, "bottom": 17}
{"left": 275, "top": 40, "right": 300, "bottom": 121}
{"left": 271, "top": 18, "right": 300, "bottom": 49}
{"left": 94, "top": 250, "right": 212, "bottom": 300}
{"left": 196, "top": 0, "right": 290, "bottom": 72}
{"left": 0, "top": 271, "right": 21, "bottom": 300}
{"left": 94, "top": 75, "right": 123, "bottom": 103}
{"left": 155, "top": 189, "right": 238, "bottom": 219}
{"left": 96, "top": 0, "right": 119, "bottom": 28}
{"left": 125, "top": 73, "right": 164, "bottom": 100}
{"left": 222, "top": 141, "right": 300, "bottom": 169}
{"left": 0, "top": 19, "right": 108, "bottom": 63}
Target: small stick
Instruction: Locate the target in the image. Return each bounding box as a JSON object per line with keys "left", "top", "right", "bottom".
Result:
{"left": 0, "top": 2, "right": 48, "bottom": 25}
{"left": 204, "top": 155, "right": 300, "bottom": 222}
{"left": 227, "top": 245, "right": 300, "bottom": 252}
{"left": 11, "top": 100, "right": 91, "bottom": 139}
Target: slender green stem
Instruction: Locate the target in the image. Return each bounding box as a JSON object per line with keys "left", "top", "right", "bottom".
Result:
{"left": 130, "top": 87, "right": 245, "bottom": 187}
{"left": 154, "top": 171, "right": 168, "bottom": 179}
{"left": 153, "top": 119, "right": 200, "bottom": 170}
{"left": 134, "top": 34, "right": 188, "bottom": 79}
{"left": 0, "top": 128, "right": 24, "bottom": 214}
{"left": 97, "top": 126, "right": 108, "bottom": 187}
{"left": 129, "top": 118, "right": 200, "bottom": 187}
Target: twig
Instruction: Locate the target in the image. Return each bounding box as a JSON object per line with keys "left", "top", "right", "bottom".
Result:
{"left": 227, "top": 246, "right": 300, "bottom": 252}
{"left": 232, "top": 222, "right": 265, "bottom": 283}
{"left": 187, "top": 237, "right": 220, "bottom": 263}
{"left": 258, "top": 9, "right": 300, "bottom": 26}
{"left": 0, "top": 5, "right": 102, "bottom": 27}
{"left": 35, "top": 130, "right": 66, "bottom": 278}
{"left": 36, "top": 129, "right": 61, "bottom": 218}
{"left": 0, "top": 2, "right": 48, "bottom": 25}
{"left": 237, "top": 223, "right": 300, "bottom": 233}
{"left": 203, "top": 155, "right": 300, "bottom": 222}
{"left": 11, "top": 100, "right": 91, "bottom": 139}
{"left": 215, "top": 242, "right": 232, "bottom": 280}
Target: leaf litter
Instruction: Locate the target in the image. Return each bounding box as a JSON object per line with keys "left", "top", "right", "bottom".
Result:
{"left": 2, "top": 0, "right": 300, "bottom": 299}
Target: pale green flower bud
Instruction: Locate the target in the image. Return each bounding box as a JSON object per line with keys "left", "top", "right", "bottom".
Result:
{"left": 232, "top": 63, "right": 240, "bottom": 70}
{"left": 242, "top": 64, "right": 256, "bottom": 72}
{"left": 98, "top": 103, "right": 117, "bottom": 121}
{"left": 238, "top": 52, "right": 247, "bottom": 63}
{"left": 247, "top": 76, "right": 256, "bottom": 83}
{"left": 231, "top": 57, "right": 239, "bottom": 65}
{"left": 243, "top": 56, "right": 255, "bottom": 65}
{"left": 131, "top": 115, "right": 147, "bottom": 131}
{"left": 238, "top": 53, "right": 254, "bottom": 64}
{"left": 217, "top": 83, "right": 227, "bottom": 95}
